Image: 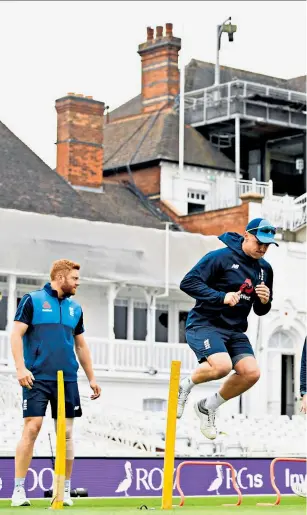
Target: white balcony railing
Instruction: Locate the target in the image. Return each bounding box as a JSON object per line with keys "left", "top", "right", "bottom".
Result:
{"left": 262, "top": 192, "right": 307, "bottom": 231}
{"left": 237, "top": 178, "right": 273, "bottom": 199}
{"left": 212, "top": 178, "right": 306, "bottom": 232}
{"left": 0, "top": 332, "right": 197, "bottom": 375}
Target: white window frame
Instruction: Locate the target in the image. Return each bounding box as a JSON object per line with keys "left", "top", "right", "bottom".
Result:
{"left": 143, "top": 398, "right": 167, "bottom": 412}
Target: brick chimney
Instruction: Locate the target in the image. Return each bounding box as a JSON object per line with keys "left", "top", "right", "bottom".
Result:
{"left": 55, "top": 93, "right": 105, "bottom": 189}
{"left": 138, "top": 23, "right": 181, "bottom": 113}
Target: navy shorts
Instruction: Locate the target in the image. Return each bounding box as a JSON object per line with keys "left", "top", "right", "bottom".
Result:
{"left": 22, "top": 380, "right": 82, "bottom": 419}
{"left": 186, "top": 323, "right": 254, "bottom": 367}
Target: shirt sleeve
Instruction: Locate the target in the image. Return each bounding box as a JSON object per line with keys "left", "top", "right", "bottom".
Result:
{"left": 180, "top": 251, "right": 226, "bottom": 305}
{"left": 74, "top": 311, "right": 85, "bottom": 336}
{"left": 14, "top": 295, "right": 33, "bottom": 326}
{"left": 300, "top": 338, "right": 307, "bottom": 396}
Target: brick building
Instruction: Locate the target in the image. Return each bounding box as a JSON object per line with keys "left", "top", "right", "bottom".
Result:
{"left": 53, "top": 23, "right": 306, "bottom": 238}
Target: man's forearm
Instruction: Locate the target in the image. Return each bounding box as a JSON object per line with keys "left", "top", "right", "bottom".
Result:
{"left": 11, "top": 333, "right": 25, "bottom": 370}
{"left": 76, "top": 345, "right": 95, "bottom": 381}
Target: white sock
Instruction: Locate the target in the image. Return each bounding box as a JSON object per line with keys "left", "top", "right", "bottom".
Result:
{"left": 205, "top": 392, "right": 226, "bottom": 410}
{"left": 181, "top": 376, "right": 195, "bottom": 393}
{"left": 14, "top": 477, "right": 25, "bottom": 488}
{"left": 64, "top": 479, "right": 71, "bottom": 493}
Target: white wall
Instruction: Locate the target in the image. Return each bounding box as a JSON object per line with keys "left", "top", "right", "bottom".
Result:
{"left": 74, "top": 284, "right": 109, "bottom": 338}
{"left": 160, "top": 162, "right": 235, "bottom": 215}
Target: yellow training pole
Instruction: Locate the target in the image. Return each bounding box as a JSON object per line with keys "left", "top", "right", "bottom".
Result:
{"left": 50, "top": 370, "right": 66, "bottom": 510}
{"left": 161, "top": 360, "right": 181, "bottom": 510}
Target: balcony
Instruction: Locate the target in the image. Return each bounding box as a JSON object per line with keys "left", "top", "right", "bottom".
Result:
{"left": 183, "top": 80, "right": 307, "bottom": 130}
{"left": 0, "top": 332, "right": 197, "bottom": 376}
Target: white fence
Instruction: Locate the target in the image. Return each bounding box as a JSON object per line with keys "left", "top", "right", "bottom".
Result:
{"left": 215, "top": 178, "right": 306, "bottom": 232}
{"left": 237, "top": 178, "right": 273, "bottom": 199}
{"left": 0, "top": 332, "right": 197, "bottom": 375}
{"left": 262, "top": 192, "right": 307, "bottom": 231}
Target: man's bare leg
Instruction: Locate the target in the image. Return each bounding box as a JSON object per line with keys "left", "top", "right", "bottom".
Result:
{"left": 15, "top": 417, "right": 43, "bottom": 478}
{"left": 177, "top": 353, "right": 233, "bottom": 419}
{"left": 219, "top": 356, "right": 260, "bottom": 401}
{"left": 66, "top": 459, "right": 74, "bottom": 480}
{"left": 193, "top": 356, "right": 260, "bottom": 440}
{"left": 12, "top": 417, "right": 43, "bottom": 506}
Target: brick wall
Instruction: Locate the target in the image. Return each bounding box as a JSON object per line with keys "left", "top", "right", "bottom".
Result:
{"left": 55, "top": 93, "right": 105, "bottom": 188}
{"left": 160, "top": 201, "right": 249, "bottom": 236}
{"left": 138, "top": 24, "right": 181, "bottom": 113}
{"left": 105, "top": 166, "right": 161, "bottom": 196}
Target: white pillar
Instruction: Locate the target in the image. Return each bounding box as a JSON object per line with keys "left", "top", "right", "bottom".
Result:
{"left": 148, "top": 294, "right": 156, "bottom": 370}
{"left": 106, "top": 283, "right": 121, "bottom": 370}
{"left": 6, "top": 274, "right": 17, "bottom": 368}
{"left": 235, "top": 115, "right": 241, "bottom": 205}
{"left": 127, "top": 297, "right": 134, "bottom": 341}
{"left": 168, "top": 302, "right": 177, "bottom": 343}
{"left": 144, "top": 289, "right": 157, "bottom": 370}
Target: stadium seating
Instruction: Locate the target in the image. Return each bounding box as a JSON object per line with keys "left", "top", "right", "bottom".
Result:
{"left": 0, "top": 375, "right": 305, "bottom": 458}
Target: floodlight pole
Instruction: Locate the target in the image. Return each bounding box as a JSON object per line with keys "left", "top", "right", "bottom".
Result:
{"left": 214, "top": 16, "right": 232, "bottom": 88}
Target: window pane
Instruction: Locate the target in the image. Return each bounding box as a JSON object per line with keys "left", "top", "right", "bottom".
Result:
{"left": 156, "top": 309, "right": 168, "bottom": 342}
{"left": 114, "top": 305, "right": 128, "bottom": 340}
{"left": 134, "top": 307, "right": 147, "bottom": 341}
{"left": 143, "top": 398, "right": 167, "bottom": 412}
{"left": 0, "top": 296, "right": 8, "bottom": 331}
{"left": 179, "top": 311, "right": 188, "bottom": 343}
{"left": 188, "top": 203, "right": 205, "bottom": 214}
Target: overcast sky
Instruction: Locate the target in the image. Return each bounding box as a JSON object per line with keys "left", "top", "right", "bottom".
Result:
{"left": 0, "top": 1, "right": 306, "bottom": 169}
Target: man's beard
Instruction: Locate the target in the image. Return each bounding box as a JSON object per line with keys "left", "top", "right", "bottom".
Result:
{"left": 62, "top": 281, "right": 76, "bottom": 296}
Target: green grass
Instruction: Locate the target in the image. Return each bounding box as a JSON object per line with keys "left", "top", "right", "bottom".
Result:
{"left": 0, "top": 496, "right": 305, "bottom": 515}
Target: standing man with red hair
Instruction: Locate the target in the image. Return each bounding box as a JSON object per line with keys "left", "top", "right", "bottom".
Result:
{"left": 10, "top": 259, "right": 101, "bottom": 507}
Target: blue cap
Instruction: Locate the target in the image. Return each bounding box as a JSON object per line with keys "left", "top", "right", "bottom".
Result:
{"left": 246, "top": 218, "right": 279, "bottom": 246}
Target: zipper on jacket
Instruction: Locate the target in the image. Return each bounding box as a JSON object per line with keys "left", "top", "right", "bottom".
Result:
{"left": 59, "top": 300, "right": 62, "bottom": 324}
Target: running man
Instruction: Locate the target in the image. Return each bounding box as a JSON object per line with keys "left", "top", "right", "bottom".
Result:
{"left": 10, "top": 259, "right": 101, "bottom": 507}
{"left": 291, "top": 337, "right": 307, "bottom": 498}
{"left": 177, "top": 218, "right": 278, "bottom": 439}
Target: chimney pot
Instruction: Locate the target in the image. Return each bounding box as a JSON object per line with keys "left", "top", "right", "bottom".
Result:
{"left": 75, "top": 94, "right": 84, "bottom": 97}
{"left": 138, "top": 22, "right": 181, "bottom": 113}
{"left": 147, "top": 26, "right": 154, "bottom": 41}
{"left": 156, "top": 26, "right": 163, "bottom": 39}
{"left": 85, "top": 96, "right": 93, "bottom": 99}
{"left": 67, "top": 92, "right": 75, "bottom": 96}
{"left": 165, "top": 23, "right": 173, "bottom": 37}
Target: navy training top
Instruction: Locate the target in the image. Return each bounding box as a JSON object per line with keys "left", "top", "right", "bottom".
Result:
{"left": 180, "top": 232, "right": 274, "bottom": 333}
{"left": 14, "top": 282, "right": 84, "bottom": 381}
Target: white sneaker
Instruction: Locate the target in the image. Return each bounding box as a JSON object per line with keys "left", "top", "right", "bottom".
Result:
{"left": 292, "top": 480, "right": 307, "bottom": 498}
{"left": 177, "top": 383, "right": 191, "bottom": 419}
{"left": 194, "top": 400, "right": 217, "bottom": 440}
{"left": 63, "top": 489, "right": 74, "bottom": 506}
{"left": 11, "top": 486, "right": 31, "bottom": 507}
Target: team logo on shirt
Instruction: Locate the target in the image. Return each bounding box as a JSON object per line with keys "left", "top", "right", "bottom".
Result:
{"left": 42, "top": 301, "right": 52, "bottom": 312}
{"left": 239, "top": 278, "right": 254, "bottom": 295}
{"left": 69, "top": 306, "right": 74, "bottom": 317}
{"left": 239, "top": 278, "right": 254, "bottom": 301}
{"left": 204, "top": 339, "right": 211, "bottom": 350}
